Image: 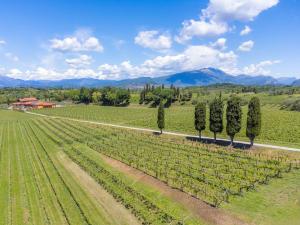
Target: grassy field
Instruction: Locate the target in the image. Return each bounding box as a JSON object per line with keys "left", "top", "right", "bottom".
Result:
{"left": 1, "top": 109, "right": 300, "bottom": 225}
{"left": 0, "top": 110, "right": 207, "bottom": 225}
{"left": 222, "top": 170, "right": 300, "bottom": 225}
{"left": 37, "top": 104, "right": 300, "bottom": 148}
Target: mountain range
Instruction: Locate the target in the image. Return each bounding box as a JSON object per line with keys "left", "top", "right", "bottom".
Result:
{"left": 0, "top": 68, "right": 299, "bottom": 88}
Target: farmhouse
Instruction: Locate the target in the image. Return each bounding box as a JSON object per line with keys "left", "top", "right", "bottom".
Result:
{"left": 12, "top": 97, "right": 56, "bottom": 110}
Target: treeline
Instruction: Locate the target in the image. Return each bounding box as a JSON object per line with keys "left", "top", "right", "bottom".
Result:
{"left": 139, "top": 84, "right": 192, "bottom": 107}
{"left": 73, "top": 87, "right": 131, "bottom": 106}
{"left": 0, "top": 87, "right": 131, "bottom": 106}
{"left": 187, "top": 84, "right": 300, "bottom": 96}
{"left": 158, "top": 95, "right": 261, "bottom": 147}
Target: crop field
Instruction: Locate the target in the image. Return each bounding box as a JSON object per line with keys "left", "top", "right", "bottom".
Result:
{"left": 37, "top": 104, "right": 300, "bottom": 148}
{"left": 1, "top": 109, "right": 300, "bottom": 225}
{"left": 0, "top": 110, "right": 205, "bottom": 225}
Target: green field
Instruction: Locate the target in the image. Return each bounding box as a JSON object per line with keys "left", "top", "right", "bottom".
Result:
{"left": 1, "top": 109, "right": 300, "bottom": 225}
{"left": 37, "top": 104, "right": 300, "bottom": 148}
{"left": 0, "top": 110, "right": 205, "bottom": 225}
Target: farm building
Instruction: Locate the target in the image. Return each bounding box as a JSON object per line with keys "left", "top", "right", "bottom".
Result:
{"left": 12, "top": 97, "right": 56, "bottom": 110}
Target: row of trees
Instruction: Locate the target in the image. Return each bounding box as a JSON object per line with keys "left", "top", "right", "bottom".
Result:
{"left": 73, "top": 87, "right": 131, "bottom": 106}
{"left": 157, "top": 95, "right": 261, "bottom": 146}
{"left": 139, "top": 84, "right": 193, "bottom": 107}
{"left": 139, "top": 84, "right": 180, "bottom": 107}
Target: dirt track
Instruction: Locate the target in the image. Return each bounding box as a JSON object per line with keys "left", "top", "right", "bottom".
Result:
{"left": 57, "top": 152, "right": 140, "bottom": 225}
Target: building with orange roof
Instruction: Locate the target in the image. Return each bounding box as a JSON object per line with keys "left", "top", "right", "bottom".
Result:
{"left": 12, "top": 97, "right": 56, "bottom": 110}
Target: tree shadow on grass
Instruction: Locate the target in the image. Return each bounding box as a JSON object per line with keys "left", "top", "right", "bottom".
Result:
{"left": 186, "top": 136, "right": 251, "bottom": 150}
{"left": 152, "top": 130, "right": 251, "bottom": 150}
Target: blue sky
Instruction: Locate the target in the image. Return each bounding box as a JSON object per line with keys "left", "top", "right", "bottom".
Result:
{"left": 0, "top": 0, "right": 299, "bottom": 80}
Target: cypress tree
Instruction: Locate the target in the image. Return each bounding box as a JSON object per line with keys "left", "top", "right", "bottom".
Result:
{"left": 195, "top": 102, "right": 206, "bottom": 140}
{"left": 157, "top": 101, "right": 165, "bottom": 134}
{"left": 209, "top": 96, "right": 224, "bottom": 141}
{"left": 246, "top": 97, "right": 261, "bottom": 146}
{"left": 226, "top": 96, "right": 242, "bottom": 145}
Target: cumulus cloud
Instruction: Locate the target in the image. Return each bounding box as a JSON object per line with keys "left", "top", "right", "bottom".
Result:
{"left": 210, "top": 38, "right": 227, "bottom": 50}
{"left": 238, "top": 40, "right": 254, "bottom": 51}
{"left": 7, "top": 68, "right": 22, "bottom": 77}
{"left": 98, "top": 64, "right": 122, "bottom": 79}
{"left": 177, "top": 0, "right": 278, "bottom": 41}
{"left": 6, "top": 58, "right": 280, "bottom": 80}
{"left": 202, "top": 0, "right": 279, "bottom": 22}
{"left": 240, "top": 25, "right": 252, "bottom": 35}
{"left": 97, "top": 44, "right": 237, "bottom": 79}
{"left": 176, "top": 20, "right": 228, "bottom": 42}
{"left": 6, "top": 66, "right": 101, "bottom": 80}
{"left": 50, "top": 30, "right": 103, "bottom": 52}
{"left": 134, "top": 30, "right": 172, "bottom": 50}
{"left": 65, "top": 55, "right": 93, "bottom": 68}
{"left": 64, "top": 68, "right": 98, "bottom": 78}
{"left": 0, "top": 40, "right": 6, "bottom": 45}
{"left": 242, "top": 60, "right": 280, "bottom": 75}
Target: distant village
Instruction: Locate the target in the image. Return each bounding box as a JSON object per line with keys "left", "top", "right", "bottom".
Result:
{"left": 12, "top": 97, "right": 56, "bottom": 110}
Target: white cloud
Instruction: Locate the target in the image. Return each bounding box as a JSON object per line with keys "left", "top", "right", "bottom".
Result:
{"left": 7, "top": 68, "right": 22, "bottom": 77}
{"left": 240, "top": 25, "right": 252, "bottom": 35}
{"left": 65, "top": 55, "right": 93, "bottom": 68}
{"left": 5, "top": 58, "right": 280, "bottom": 80}
{"left": 98, "top": 64, "right": 121, "bottom": 79}
{"left": 142, "top": 55, "right": 186, "bottom": 71}
{"left": 238, "top": 40, "right": 254, "bottom": 51}
{"left": 202, "top": 0, "right": 279, "bottom": 22}
{"left": 176, "top": 20, "right": 228, "bottom": 42}
{"left": 4, "top": 52, "right": 19, "bottom": 62}
{"left": 135, "top": 30, "right": 172, "bottom": 50}
{"left": 182, "top": 45, "right": 237, "bottom": 72}
{"left": 50, "top": 32, "right": 103, "bottom": 52}
{"left": 0, "top": 40, "right": 6, "bottom": 45}
{"left": 210, "top": 38, "right": 227, "bottom": 50}
{"left": 6, "top": 66, "right": 101, "bottom": 80}
{"left": 97, "top": 44, "right": 237, "bottom": 79}
{"left": 83, "top": 37, "right": 102, "bottom": 51}
{"left": 64, "top": 68, "right": 98, "bottom": 78}
{"left": 177, "top": 0, "right": 278, "bottom": 41}
{"left": 242, "top": 60, "right": 280, "bottom": 75}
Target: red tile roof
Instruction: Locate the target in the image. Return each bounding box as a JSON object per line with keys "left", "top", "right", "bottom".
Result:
{"left": 19, "top": 97, "right": 38, "bottom": 102}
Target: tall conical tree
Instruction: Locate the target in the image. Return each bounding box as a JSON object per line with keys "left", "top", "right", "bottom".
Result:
{"left": 246, "top": 97, "right": 261, "bottom": 147}
{"left": 195, "top": 102, "right": 206, "bottom": 140}
{"left": 157, "top": 101, "right": 165, "bottom": 134}
{"left": 226, "top": 96, "right": 242, "bottom": 145}
{"left": 209, "top": 96, "right": 224, "bottom": 142}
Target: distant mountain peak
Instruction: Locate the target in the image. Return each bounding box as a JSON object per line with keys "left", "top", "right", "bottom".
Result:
{"left": 0, "top": 68, "right": 297, "bottom": 88}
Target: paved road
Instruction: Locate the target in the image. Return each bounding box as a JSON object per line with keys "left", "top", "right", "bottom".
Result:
{"left": 26, "top": 111, "right": 300, "bottom": 152}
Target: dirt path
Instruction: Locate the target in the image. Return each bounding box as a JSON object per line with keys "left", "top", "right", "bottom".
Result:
{"left": 100, "top": 154, "right": 248, "bottom": 225}
{"left": 57, "top": 152, "right": 140, "bottom": 225}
